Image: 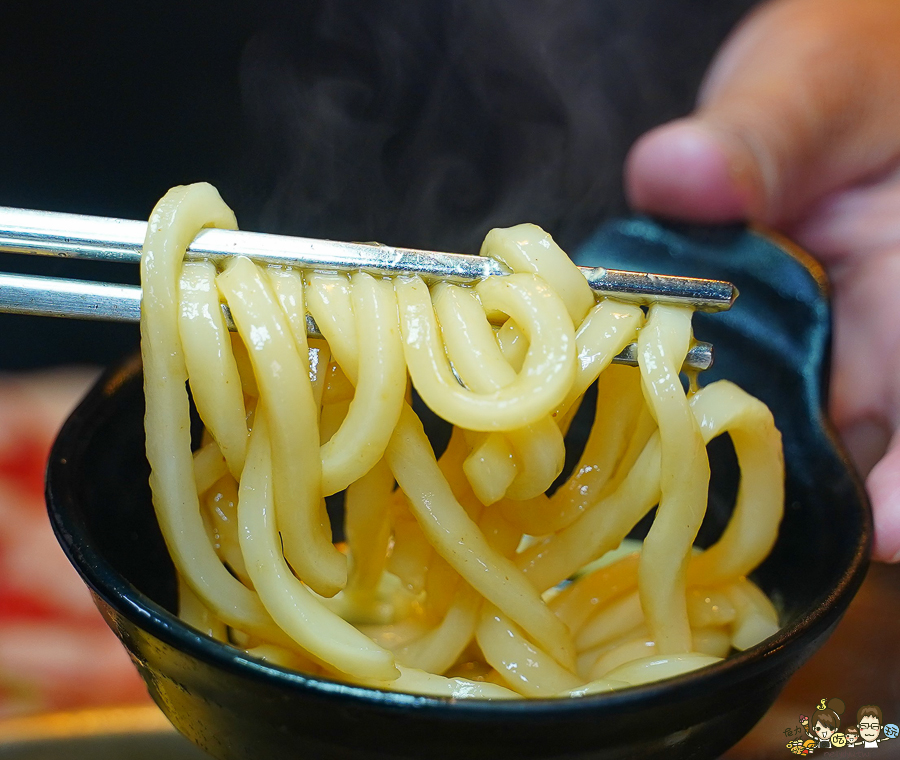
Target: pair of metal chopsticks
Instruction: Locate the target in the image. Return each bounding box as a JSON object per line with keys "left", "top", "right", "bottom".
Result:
{"left": 0, "top": 206, "right": 735, "bottom": 371}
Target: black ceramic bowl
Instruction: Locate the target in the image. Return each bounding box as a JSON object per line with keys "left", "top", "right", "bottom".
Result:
{"left": 46, "top": 218, "right": 870, "bottom": 760}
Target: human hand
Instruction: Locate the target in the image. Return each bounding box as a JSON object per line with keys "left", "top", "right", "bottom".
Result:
{"left": 625, "top": 0, "right": 900, "bottom": 562}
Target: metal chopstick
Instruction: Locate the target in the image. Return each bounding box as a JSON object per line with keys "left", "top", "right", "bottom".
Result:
{"left": 0, "top": 271, "right": 714, "bottom": 371}
{"left": 0, "top": 206, "right": 737, "bottom": 312}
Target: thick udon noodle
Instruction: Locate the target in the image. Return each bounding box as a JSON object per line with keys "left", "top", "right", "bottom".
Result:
{"left": 141, "top": 183, "right": 783, "bottom": 699}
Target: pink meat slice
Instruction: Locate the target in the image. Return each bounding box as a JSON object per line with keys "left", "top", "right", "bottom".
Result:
{"left": 0, "top": 369, "right": 149, "bottom": 717}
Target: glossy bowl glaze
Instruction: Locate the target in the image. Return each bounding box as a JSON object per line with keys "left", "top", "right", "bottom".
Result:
{"left": 46, "top": 218, "right": 871, "bottom": 760}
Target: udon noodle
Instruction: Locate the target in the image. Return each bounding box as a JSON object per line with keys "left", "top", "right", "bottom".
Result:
{"left": 141, "top": 183, "right": 783, "bottom": 699}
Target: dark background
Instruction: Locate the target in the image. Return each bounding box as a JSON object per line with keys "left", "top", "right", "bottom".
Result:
{"left": 0, "top": 0, "right": 755, "bottom": 369}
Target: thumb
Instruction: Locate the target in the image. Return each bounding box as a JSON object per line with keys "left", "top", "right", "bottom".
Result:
{"left": 626, "top": 0, "right": 900, "bottom": 227}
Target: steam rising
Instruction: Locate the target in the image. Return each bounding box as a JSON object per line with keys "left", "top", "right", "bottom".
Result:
{"left": 240, "top": 1, "right": 753, "bottom": 252}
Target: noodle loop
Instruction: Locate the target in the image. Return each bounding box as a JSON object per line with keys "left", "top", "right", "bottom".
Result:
{"left": 141, "top": 184, "right": 785, "bottom": 699}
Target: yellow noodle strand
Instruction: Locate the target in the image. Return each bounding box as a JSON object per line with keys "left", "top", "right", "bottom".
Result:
{"left": 218, "top": 257, "right": 346, "bottom": 597}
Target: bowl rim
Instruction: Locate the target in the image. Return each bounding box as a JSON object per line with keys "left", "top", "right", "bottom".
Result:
{"left": 45, "top": 350, "right": 872, "bottom": 719}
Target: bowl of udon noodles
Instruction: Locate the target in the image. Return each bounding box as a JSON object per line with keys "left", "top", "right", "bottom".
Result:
{"left": 46, "top": 185, "right": 870, "bottom": 759}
